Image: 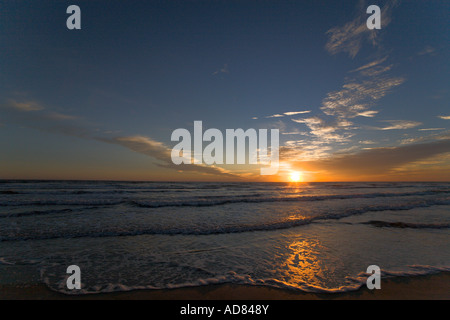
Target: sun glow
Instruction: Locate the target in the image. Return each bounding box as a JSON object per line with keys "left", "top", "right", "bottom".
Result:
{"left": 289, "top": 171, "right": 302, "bottom": 182}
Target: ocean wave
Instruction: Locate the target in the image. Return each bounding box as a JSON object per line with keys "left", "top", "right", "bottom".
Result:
{"left": 0, "top": 189, "right": 194, "bottom": 196}
{"left": 42, "top": 265, "right": 450, "bottom": 295}
{"left": 0, "top": 206, "right": 106, "bottom": 219}
{"left": 0, "top": 190, "right": 21, "bottom": 194}
{"left": 382, "top": 265, "right": 450, "bottom": 277}
{"left": 0, "top": 199, "right": 125, "bottom": 207}
{"left": 132, "top": 190, "right": 450, "bottom": 208}
{"left": 2, "top": 199, "right": 449, "bottom": 242}
{"left": 1, "top": 188, "right": 449, "bottom": 208}
{"left": 362, "top": 220, "right": 450, "bottom": 229}
{"left": 0, "top": 208, "right": 74, "bottom": 219}
{"left": 0, "top": 257, "right": 15, "bottom": 265}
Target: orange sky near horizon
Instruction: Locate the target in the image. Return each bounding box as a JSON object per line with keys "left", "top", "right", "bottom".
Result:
{"left": 3, "top": 155, "right": 450, "bottom": 182}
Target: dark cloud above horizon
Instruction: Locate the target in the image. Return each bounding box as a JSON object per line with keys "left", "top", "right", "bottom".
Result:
{"left": 291, "top": 137, "right": 450, "bottom": 177}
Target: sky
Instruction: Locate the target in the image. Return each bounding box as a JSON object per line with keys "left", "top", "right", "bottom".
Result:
{"left": 1, "top": 0, "right": 450, "bottom": 182}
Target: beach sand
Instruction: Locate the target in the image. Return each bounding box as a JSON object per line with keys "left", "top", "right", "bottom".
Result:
{"left": 1, "top": 272, "right": 449, "bottom": 300}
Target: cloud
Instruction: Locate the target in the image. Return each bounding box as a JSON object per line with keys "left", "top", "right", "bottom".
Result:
{"left": 321, "top": 76, "right": 404, "bottom": 119}
{"left": 438, "top": 115, "right": 450, "bottom": 120}
{"left": 350, "top": 57, "right": 388, "bottom": 73}
{"left": 283, "top": 111, "right": 311, "bottom": 116}
{"left": 359, "top": 140, "right": 377, "bottom": 145}
{"left": 377, "top": 120, "right": 422, "bottom": 130}
{"left": 323, "top": 2, "right": 403, "bottom": 121}
{"left": 419, "top": 128, "right": 445, "bottom": 131}
{"left": 280, "top": 143, "right": 332, "bottom": 162}
{"left": 8, "top": 99, "right": 44, "bottom": 111}
{"left": 2, "top": 100, "right": 91, "bottom": 138}
{"left": 295, "top": 2, "right": 404, "bottom": 155}
{"left": 355, "top": 110, "right": 379, "bottom": 118}
{"left": 281, "top": 130, "right": 308, "bottom": 135}
{"left": 325, "top": 1, "right": 398, "bottom": 58}
{"left": 397, "top": 130, "right": 450, "bottom": 145}
{"left": 357, "top": 64, "right": 393, "bottom": 77}
{"left": 5, "top": 100, "right": 78, "bottom": 121}
{"left": 291, "top": 137, "right": 450, "bottom": 177}
{"left": 3, "top": 99, "right": 240, "bottom": 179}
{"left": 418, "top": 46, "right": 436, "bottom": 56}
{"left": 265, "top": 110, "right": 311, "bottom": 119}
{"left": 350, "top": 57, "right": 394, "bottom": 77}
{"left": 325, "top": 17, "right": 368, "bottom": 58}
{"left": 108, "top": 136, "right": 171, "bottom": 161}
{"left": 292, "top": 116, "right": 354, "bottom": 142}
{"left": 212, "top": 64, "right": 229, "bottom": 75}
{"left": 102, "top": 135, "right": 239, "bottom": 177}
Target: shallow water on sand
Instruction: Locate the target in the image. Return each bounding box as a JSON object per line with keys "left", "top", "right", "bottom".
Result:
{"left": 0, "top": 181, "right": 449, "bottom": 294}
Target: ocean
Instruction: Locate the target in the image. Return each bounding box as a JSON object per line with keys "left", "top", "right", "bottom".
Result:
{"left": 0, "top": 180, "right": 449, "bottom": 295}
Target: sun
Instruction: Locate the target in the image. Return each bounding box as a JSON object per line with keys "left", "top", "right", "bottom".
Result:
{"left": 289, "top": 171, "right": 302, "bottom": 182}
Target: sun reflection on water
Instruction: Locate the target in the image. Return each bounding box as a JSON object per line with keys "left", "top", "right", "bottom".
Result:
{"left": 278, "top": 239, "right": 331, "bottom": 289}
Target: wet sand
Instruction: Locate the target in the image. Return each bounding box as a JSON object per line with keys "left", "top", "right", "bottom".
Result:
{"left": 1, "top": 272, "right": 449, "bottom": 300}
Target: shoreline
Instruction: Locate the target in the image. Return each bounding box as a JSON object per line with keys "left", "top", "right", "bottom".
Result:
{"left": 1, "top": 272, "right": 449, "bottom": 300}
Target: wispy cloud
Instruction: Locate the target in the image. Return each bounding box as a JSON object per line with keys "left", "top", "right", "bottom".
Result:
{"left": 280, "top": 143, "right": 332, "bottom": 162}
{"left": 283, "top": 111, "right": 311, "bottom": 116}
{"left": 212, "top": 64, "right": 229, "bottom": 75}
{"left": 357, "top": 110, "right": 379, "bottom": 118}
{"left": 2, "top": 99, "right": 91, "bottom": 138}
{"left": 322, "top": 46, "right": 404, "bottom": 120}
{"left": 281, "top": 130, "right": 308, "bottom": 135}
{"left": 325, "top": 1, "right": 398, "bottom": 58}
{"left": 350, "top": 56, "right": 394, "bottom": 77}
{"left": 321, "top": 76, "right": 404, "bottom": 119}
{"left": 102, "top": 135, "right": 239, "bottom": 177}
{"left": 283, "top": 2, "right": 404, "bottom": 157}
{"left": 2, "top": 99, "right": 240, "bottom": 179}
{"left": 325, "top": 17, "right": 367, "bottom": 58}
{"left": 418, "top": 45, "right": 436, "bottom": 56}
{"left": 265, "top": 110, "right": 311, "bottom": 119}
{"left": 359, "top": 140, "right": 377, "bottom": 145}
{"left": 292, "top": 116, "right": 354, "bottom": 142}
{"left": 350, "top": 56, "right": 388, "bottom": 73}
{"left": 266, "top": 114, "right": 284, "bottom": 118}
{"left": 398, "top": 130, "right": 450, "bottom": 145}
{"left": 8, "top": 99, "right": 44, "bottom": 111}
{"left": 357, "top": 64, "right": 393, "bottom": 77}
{"left": 91, "top": 134, "right": 239, "bottom": 179}
{"left": 377, "top": 120, "right": 422, "bottom": 130}
{"left": 419, "top": 128, "right": 445, "bottom": 131}
{"left": 109, "top": 136, "right": 170, "bottom": 160}
{"left": 438, "top": 115, "right": 450, "bottom": 120}
{"left": 6, "top": 99, "right": 79, "bottom": 121}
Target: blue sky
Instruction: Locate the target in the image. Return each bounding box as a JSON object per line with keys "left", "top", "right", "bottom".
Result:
{"left": 1, "top": 0, "right": 450, "bottom": 181}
